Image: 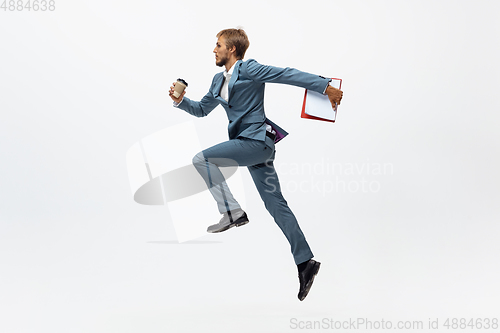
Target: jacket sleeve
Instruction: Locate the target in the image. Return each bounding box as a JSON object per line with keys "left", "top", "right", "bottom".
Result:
{"left": 175, "top": 77, "right": 220, "bottom": 117}
{"left": 244, "top": 59, "right": 331, "bottom": 94}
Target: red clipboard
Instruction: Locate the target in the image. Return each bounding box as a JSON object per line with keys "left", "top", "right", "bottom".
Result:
{"left": 301, "top": 78, "right": 342, "bottom": 123}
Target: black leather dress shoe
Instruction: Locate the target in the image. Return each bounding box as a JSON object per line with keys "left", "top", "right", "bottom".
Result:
{"left": 207, "top": 209, "right": 249, "bottom": 233}
{"left": 298, "top": 259, "right": 321, "bottom": 301}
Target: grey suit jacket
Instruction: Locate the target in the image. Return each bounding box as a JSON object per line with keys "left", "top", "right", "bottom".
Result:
{"left": 176, "top": 59, "right": 331, "bottom": 143}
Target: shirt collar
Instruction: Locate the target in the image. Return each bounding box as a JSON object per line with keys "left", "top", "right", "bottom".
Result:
{"left": 223, "top": 60, "right": 239, "bottom": 78}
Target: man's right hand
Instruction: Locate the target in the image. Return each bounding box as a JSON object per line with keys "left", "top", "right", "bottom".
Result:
{"left": 169, "top": 82, "right": 186, "bottom": 104}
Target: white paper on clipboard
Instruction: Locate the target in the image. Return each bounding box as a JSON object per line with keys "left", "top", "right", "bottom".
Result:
{"left": 304, "top": 78, "right": 342, "bottom": 121}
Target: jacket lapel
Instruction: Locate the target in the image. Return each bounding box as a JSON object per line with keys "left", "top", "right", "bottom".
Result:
{"left": 212, "top": 73, "right": 227, "bottom": 104}
{"left": 227, "top": 60, "right": 241, "bottom": 102}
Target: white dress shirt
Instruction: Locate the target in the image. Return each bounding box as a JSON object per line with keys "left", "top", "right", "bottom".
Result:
{"left": 220, "top": 61, "right": 236, "bottom": 102}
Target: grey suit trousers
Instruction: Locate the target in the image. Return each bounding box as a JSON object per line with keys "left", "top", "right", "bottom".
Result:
{"left": 192, "top": 135, "right": 313, "bottom": 265}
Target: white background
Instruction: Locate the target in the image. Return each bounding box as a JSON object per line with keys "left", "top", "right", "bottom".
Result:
{"left": 1, "top": 0, "right": 499, "bottom": 332}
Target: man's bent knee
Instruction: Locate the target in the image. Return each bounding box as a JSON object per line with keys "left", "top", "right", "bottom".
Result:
{"left": 192, "top": 152, "right": 206, "bottom": 167}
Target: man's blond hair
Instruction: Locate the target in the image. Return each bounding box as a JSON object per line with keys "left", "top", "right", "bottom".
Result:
{"left": 216, "top": 28, "right": 250, "bottom": 60}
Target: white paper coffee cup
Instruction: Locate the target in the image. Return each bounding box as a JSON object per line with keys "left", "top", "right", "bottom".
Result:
{"left": 173, "top": 79, "right": 188, "bottom": 98}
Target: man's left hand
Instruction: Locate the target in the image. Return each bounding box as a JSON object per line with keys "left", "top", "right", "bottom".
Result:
{"left": 325, "top": 86, "right": 343, "bottom": 109}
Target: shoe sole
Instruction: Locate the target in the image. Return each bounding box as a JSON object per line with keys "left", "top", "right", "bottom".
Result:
{"left": 207, "top": 214, "right": 249, "bottom": 233}
{"left": 299, "top": 261, "right": 321, "bottom": 301}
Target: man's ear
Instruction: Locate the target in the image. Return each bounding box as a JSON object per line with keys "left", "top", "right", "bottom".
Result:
{"left": 229, "top": 45, "right": 237, "bottom": 56}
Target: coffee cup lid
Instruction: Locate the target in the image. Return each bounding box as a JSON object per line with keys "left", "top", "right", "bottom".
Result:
{"left": 177, "top": 78, "right": 188, "bottom": 87}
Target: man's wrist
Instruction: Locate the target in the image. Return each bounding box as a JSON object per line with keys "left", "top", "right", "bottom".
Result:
{"left": 322, "top": 78, "right": 332, "bottom": 94}
{"left": 173, "top": 97, "right": 184, "bottom": 107}
{"left": 323, "top": 84, "right": 330, "bottom": 95}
